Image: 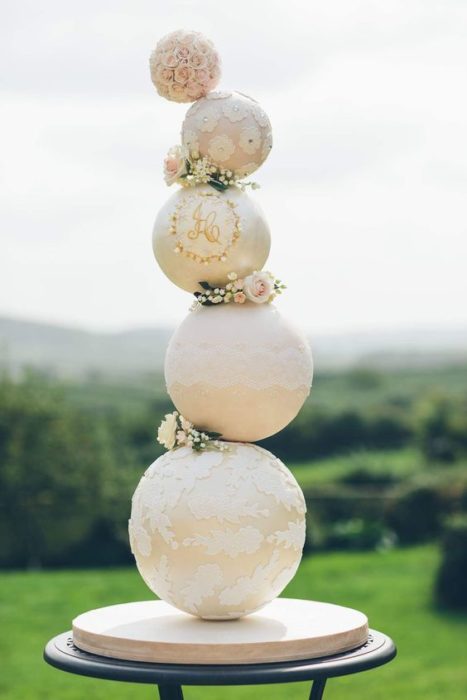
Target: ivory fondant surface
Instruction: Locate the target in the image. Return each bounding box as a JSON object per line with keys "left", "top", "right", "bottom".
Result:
{"left": 182, "top": 91, "right": 272, "bottom": 176}
{"left": 165, "top": 303, "right": 313, "bottom": 442}
{"left": 152, "top": 185, "right": 270, "bottom": 293}
{"left": 72, "top": 598, "right": 369, "bottom": 664}
{"left": 129, "top": 443, "right": 306, "bottom": 619}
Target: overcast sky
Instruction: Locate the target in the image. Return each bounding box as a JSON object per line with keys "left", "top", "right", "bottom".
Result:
{"left": 1, "top": 0, "right": 466, "bottom": 334}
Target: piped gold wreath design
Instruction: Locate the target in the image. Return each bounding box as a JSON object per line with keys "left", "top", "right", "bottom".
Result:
{"left": 169, "top": 191, "right": 242, "bottom": 264}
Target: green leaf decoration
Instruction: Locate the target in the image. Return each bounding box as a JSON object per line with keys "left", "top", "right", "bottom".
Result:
{"left": 198, "top": 281, "right": 212, "bottom": 291}
{"left": 208, "top": 178, "right": 228, "bottom": 192}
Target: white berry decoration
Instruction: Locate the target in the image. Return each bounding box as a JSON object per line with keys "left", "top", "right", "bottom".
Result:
{"left": 182, "top": 91, "right": 273, "bottom": 176}
{"left": 149, "top": 30, "right": 221, "bottom": 103}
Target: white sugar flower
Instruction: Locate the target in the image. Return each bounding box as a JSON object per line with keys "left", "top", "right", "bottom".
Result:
{"left": 239, "top": 125, "right": 261, "bottom": 154}
{"left": 183, "top": 129, "right": 199, "bottom": 158}
{"left": 222, "top": 99, "right": 250, "bottom": 123}
{"left": 176, "top": 430, "right": 187, "bottom": 445}
{"left": 208, "top": 134, "right": 235, "bottom": 163}
{"left": 180, "top": 415, "right": 193, "bottom": 433}
{"left": 253, "top": 107, "right": 271, "bottom": 128}
{"left": 157, "top": 412, "right": 178, "bottom": 449}
{"left": 195, "top": 106, "right": 220, "bottom": 132}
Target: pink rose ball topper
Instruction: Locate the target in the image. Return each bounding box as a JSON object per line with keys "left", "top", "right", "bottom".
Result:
{"left": 149, "top": 30, "right": 221, "bottom": 103}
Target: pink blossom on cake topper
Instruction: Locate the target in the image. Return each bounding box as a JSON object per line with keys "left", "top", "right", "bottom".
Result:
{"left": 150, "top": 30, "right": 221, "bottom": 103}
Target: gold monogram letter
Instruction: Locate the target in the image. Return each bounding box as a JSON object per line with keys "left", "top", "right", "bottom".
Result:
{"left": 187, "top": 203, "right": 220, "bottom": 243}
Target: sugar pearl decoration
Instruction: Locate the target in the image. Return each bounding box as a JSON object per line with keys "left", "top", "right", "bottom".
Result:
{"left": 152, "top": 184, "right": 270, "bottom": 293}
{"left": 182, "top": 91, "right": 273, "bottom": 177}
{"left": 129, "top": 443, "right": 306, "bottom": 619}
{"left": 149, "top": 30, "right": 221, "bottom": 103}
{"left": 165, "top": 303, "right": 313, "bottom": 442}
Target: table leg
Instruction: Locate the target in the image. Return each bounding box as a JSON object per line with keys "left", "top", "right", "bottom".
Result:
{"left": 158, "top": 684, "right": 184, "bottom": 700}
{"left": 309, "top": 678, "right": 327, "bottom": 700}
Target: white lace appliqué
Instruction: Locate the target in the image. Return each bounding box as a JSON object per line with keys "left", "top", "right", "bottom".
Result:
{"left": 166, "top": 340, "right": 313, "bottom": 391}
{"left": 129, "top": 444, "right": 306, "bottom": 619}
{"left": 183, "top": 526, "right": 264, "bottom": 557}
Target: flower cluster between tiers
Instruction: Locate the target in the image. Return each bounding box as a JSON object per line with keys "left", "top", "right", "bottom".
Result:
{"left": 191, "top": 271, "right": 285, "bottom": 308}
{"left": 157, "top": 411, "right": 227, "bottom": 452}
{"left": 163, "top": 145, "right": 259, "bottom": 192}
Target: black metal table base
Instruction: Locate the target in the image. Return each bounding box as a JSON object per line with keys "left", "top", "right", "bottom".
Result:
{"left": 44, "top": 629, "right": 396, "bottom": 699}
{"left": 156, "top": 678, "right": 326, "bottom": 700}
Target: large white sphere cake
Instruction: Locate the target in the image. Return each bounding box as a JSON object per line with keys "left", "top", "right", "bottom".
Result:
{"left": 152, "top": 184, "right": 270, "bottom": 292}
{"left": 129, "top": 443, "right": 306, "bottom": 619}
{"left": 182, "top": 91, "right": 273, "bottom": 177}
{"left": 165, "top": 303, "right": 313, "bottom": 442}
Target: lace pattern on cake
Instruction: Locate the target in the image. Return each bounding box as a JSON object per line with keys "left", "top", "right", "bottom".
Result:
{"left": 129, "top": 444, "right": 306, "bottom": 618}
{"left": 165, "top": 341, "right": 313, "bottom": 391}
{"left": 183, "top": 526, "right": 264, "bottom": 557}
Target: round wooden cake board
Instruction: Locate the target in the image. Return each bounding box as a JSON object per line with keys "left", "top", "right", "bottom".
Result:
{"left": 73, "top": 598, "right": 369, "bottom": 665}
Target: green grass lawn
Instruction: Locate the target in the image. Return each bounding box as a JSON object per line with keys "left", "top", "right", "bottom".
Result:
{"left": 1, "top": 546, "right": 466, "bottom": 700}
{"left": 290, "top": 447, "right": 422, "bottom": 489}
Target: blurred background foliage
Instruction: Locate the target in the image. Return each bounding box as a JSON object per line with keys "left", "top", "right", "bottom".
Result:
{"left": 1, "top": 363, "right": 466, "bottom": 611}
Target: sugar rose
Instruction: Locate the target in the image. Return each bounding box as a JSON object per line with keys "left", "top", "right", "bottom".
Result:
{"left": 157, "top": 412, "right": 178, "bottom": 449}
{"left": 163, "top": 145, "right": 188, "bottom": 185}
{"left": 243, "top": 271, "right": 274, "bottom": 303}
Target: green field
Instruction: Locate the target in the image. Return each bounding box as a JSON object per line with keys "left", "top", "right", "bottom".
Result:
{"left": 1, "top": 546, "right": 466, "bottom": 700}
{"left": 290, "top": 447, "right": 421, "bottom": 488}
{"left": 62, "top": 364, "right": 467, "bottom": 415}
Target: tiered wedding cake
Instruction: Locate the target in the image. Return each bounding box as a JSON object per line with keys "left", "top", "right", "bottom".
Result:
{"left": 128, "top": 29, "right": 314, "bottom": 620}
{"left": 70, "top": 32, "right": 370, "bottom": 665}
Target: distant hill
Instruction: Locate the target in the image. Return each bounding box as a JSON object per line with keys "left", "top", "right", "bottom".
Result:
{"left": 0, "top": 317, "right": 172, "bottom": 379}
{"left": 0, "top": 316, "right": 466, "bottom": 379}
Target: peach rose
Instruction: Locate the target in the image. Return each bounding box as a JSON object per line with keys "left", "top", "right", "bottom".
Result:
{"left": 176, "top": 46, "right": 190, "bottom": 60}
{"left": 174, "top": 65, "right": 190, "bottom": 84}
{"left": 168, "top": 82, "right": 187, "bottom": 101}
{"left": 194, "top": 68, "right": 210, "bottom": 87}
{"left": 163, "top": 145, "right": 188, "bottom": 185}
{"left": 243, "top": 272, "right": 274, "bottom": 303}
{"left": 185, "top": 80, "right": 204, "bottom": 100}
{"left": 188, "top": 51, "right": 208, "bottom": 69}
{"left": 234, "top": 292, "right": 246, "bottom": 304}
{"left": 162, "top": 52, "right": 179, "bottom": 68}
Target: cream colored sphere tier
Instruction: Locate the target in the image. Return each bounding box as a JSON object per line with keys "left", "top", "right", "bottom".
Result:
{"left": 152, "top": 185, "right": 270, "bottom": 293}
{"left": 129, "top": 443, "right": 306, "bottom": 619}
{"left": 165, "top": 303, "right": 313, "bottom": 442}
{"left": 182, "top": 91, "right": 272, "bottom": 177}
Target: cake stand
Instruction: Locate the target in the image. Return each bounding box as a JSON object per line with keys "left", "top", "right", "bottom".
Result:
{"left": 44, "top": 598, "right": 396, "bottom": 700}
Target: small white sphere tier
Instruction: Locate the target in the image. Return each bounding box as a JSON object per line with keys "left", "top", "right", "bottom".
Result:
{"left": 129, "top": 443, "right": 307, "bottom": 620}
{"left": 152, "top": 184, "right": 270, "bottom": 293}
{"left": 182, "top": 91, "right": 273, "bottom": 177}
{"left": 165, "top": 303, "right": 313, "bottom": 442}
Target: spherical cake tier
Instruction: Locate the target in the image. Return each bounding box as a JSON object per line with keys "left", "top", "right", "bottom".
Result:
{"left": 149, "top": 30, "right": 221, "bottom": 103}
{"left": 72, "top": 598, "right": 369, "bottom": 664}
{"left": 165, "top": 303, "right": 313, "bottom": 442}
{"left": 152, "top": 184, "right": 270, "bottom": 293}
{"left": 129, "top": 443, "right": 306, "bottom": 619}
{"left": 182, "top": 90, "right": 272, "bottom": 176}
